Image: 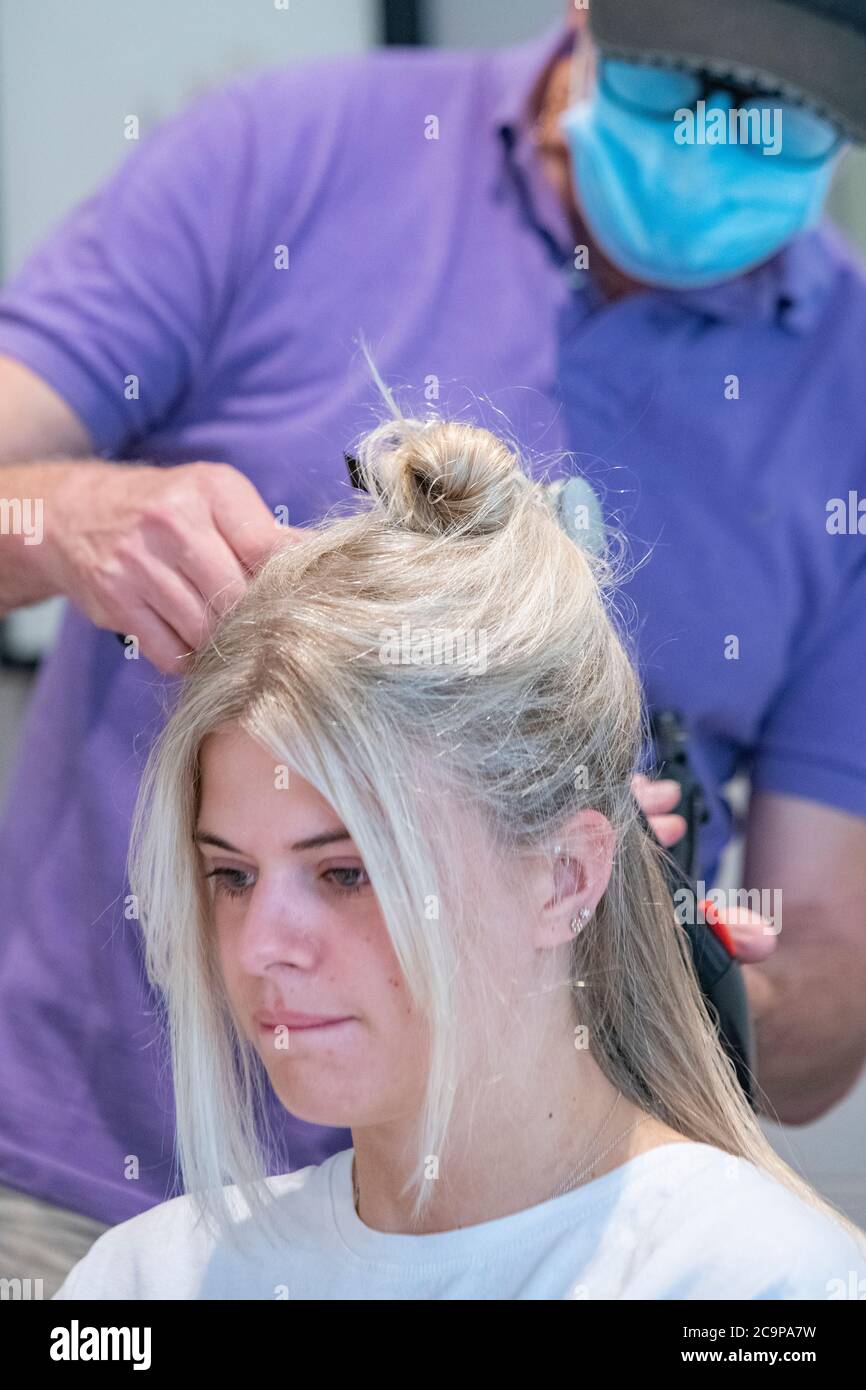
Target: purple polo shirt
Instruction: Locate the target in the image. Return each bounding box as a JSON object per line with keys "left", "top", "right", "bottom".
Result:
{"left": 1, "top": 18, "right": 865, "bottom": 1227}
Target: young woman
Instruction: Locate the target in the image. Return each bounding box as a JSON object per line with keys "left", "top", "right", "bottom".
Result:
{"left": 54, "top": 371, "right": 866, "bottom": 1300}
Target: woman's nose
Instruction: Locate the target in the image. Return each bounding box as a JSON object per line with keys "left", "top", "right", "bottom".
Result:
{"left": 232, "top": 890, "right": 320, "bottom": 974}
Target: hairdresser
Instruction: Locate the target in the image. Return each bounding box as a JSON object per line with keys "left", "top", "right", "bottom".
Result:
{"left": 0, "top": 0, "right": 865, "bottom": 1294}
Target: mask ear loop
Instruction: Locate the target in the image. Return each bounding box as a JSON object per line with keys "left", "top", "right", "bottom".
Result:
{"left": 565, "top": 21, "right": 601, "bottom": 114}
{"left": 566, "top": 33, "right": 583, "bottom": 110}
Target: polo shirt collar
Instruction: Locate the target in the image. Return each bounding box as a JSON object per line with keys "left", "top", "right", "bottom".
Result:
{"left": 669, "top": 223, "right": 836, "bottom": 333}
{"left": 489, "top": 19, "right": 835, "bottom": 335}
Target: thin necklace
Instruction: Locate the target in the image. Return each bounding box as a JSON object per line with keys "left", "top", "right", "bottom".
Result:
{"left": 350, "top": 1095, "right": 649, "bottom": 1217}
{"left": 550, "top": 1113, "right": 650, "bottom": 1199}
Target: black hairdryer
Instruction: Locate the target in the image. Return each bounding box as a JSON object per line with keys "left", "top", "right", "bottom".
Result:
{"left": 642, "top": 708, "right": 755, "bottom": 1107}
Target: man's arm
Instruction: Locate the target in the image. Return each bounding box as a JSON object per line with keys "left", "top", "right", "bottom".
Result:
{"left": 741, "top": 789, "right": 866, "bottom": 1124}
{"left": 0, "top": 353, "right": 94, "bottom": 464}
{"left": 0, "top": 353, "right": 97, "bottom": 609}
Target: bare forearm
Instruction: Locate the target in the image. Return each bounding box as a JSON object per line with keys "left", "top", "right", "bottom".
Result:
{"left": 745, "top": 925, "right": 866, "bottom": 1124}
{"left": 0, "top": 459, "right": 106, "bottom": 611}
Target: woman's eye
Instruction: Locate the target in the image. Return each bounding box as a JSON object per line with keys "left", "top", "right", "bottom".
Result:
{"left": 324, "top": 866, "right": 370, "bottom": 895}
{"left": 203, "top": 865, "right": 368, "bottom": 900}
{"left": 204, "top": 867, "right": 254, "bottom": 900}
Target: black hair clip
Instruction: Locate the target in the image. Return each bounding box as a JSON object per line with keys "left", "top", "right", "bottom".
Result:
{"left": 344, "top": 451, "right": 368, "bottom": 493}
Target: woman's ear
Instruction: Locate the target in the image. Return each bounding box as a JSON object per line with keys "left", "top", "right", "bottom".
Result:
{"left": 533, "top": 809, "right": 615, "bottom": 950}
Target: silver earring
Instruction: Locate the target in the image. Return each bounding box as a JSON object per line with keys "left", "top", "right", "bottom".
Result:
{"left": 570, "top": 906, "right": 592, "bottom": 935}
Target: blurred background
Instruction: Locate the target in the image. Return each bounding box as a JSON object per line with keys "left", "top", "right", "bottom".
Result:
{"left": 1, "top": 0, "right": 864, "bottom": 1224}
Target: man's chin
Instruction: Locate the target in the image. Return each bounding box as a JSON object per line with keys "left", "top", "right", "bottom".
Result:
{"left": 580, "top": 222, "right": 775, "bottom": 293}
{"left": 571, "top": 188, "right": 784, "bottom": 292}
{"left": 568, "top": 189, "right": 653, "bottom": 296}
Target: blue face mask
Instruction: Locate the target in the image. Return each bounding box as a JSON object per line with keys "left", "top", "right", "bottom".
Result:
{"left": 558, "top": 80, "right": 842, "bottom": 290}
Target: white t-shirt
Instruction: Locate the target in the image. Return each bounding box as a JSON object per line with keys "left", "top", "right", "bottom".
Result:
{"left": 53, "top": 1141, "right": 866, "bottom": 1300}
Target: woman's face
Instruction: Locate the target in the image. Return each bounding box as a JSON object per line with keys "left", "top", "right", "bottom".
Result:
{"left": 196, "top": 723, "right": 429, "bottom": 1128}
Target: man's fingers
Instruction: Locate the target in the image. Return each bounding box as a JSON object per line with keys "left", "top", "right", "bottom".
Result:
{"left": 631, "top": 775, "right": 781, "bottom": 965}
{"left": 204, "top": 465, "right": 305, "bottom": 575}
{"left": 631, "top": 775, "right": 780, "bottom": 965}
{"left": 632, "top": 774, "right": 687, "bottom": 845}
{"left": 707, "top": 906, "right": 780, "bottom": 964}
{"left": 633, "top": 773, "right": 683, "bottom": 812}
{"left": 118, "top": 600, "right": 194, "bottom": 676}
{"left": 649, "top": 812, "right": 688, "bottom": 847}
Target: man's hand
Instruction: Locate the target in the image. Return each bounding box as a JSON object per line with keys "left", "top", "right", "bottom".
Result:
{"left": 631, "top": 771, "right": 687, "bottom": 849}
{"left": 631, "top": 772, "right": 778, "bottom": 965}
{"left": 41, "top": 459, "right": 301, "bottom": 675}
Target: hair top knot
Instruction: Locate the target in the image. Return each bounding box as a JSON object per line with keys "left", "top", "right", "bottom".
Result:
{"left": 353, "top": 414, "right": 538, "bottom": 538}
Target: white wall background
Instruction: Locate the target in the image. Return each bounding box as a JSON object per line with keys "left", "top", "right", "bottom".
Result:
{"left": 427, "top": 0, "right": 563, "bottom": 47}
{"left": 0, "top": 0, "right": 377, "bottom": 279}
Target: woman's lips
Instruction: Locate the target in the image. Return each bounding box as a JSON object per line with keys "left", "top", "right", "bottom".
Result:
{"left": 255, "top": 1011, "right": 354, "bottom": 1031}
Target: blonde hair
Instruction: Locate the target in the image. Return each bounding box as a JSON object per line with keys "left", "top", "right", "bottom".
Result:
{"left": 128, "top": 344, "right": 866, "bottom": 1262}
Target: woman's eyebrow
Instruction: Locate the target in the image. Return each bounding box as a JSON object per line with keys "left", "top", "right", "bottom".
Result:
{"left": 194, "top": 828, "right": 353, "bottom": 853}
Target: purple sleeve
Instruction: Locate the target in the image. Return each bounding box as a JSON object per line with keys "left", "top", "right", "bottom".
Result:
{"left": 0, "top": 78, "right": 256, "bottom": 457}
{"left": 749, "top": 552, "right": 866, "bottom": 820}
